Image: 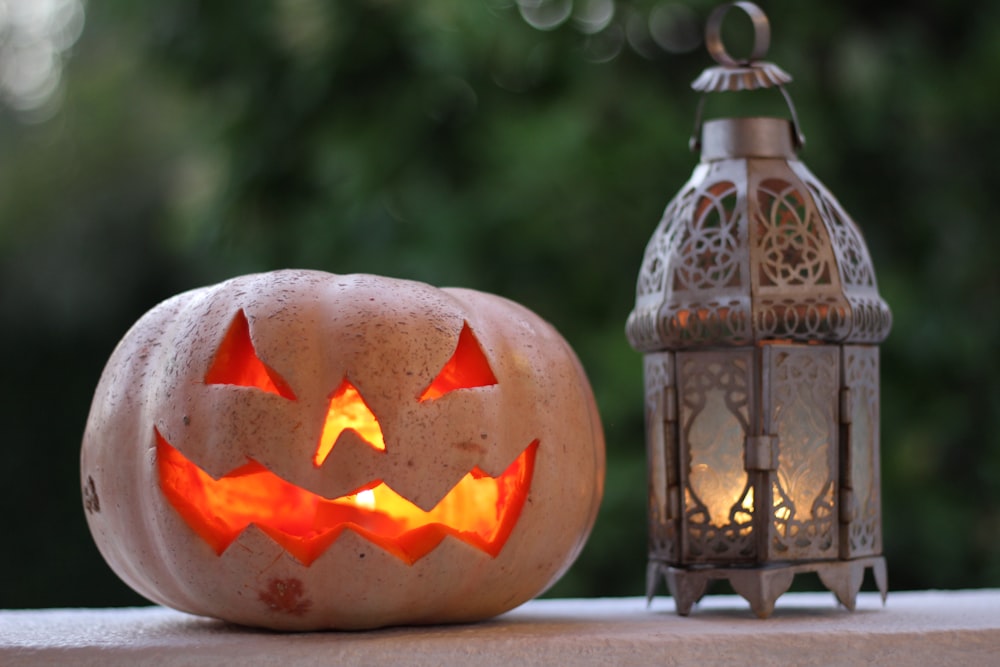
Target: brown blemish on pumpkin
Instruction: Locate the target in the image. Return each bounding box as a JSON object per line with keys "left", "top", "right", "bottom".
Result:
{"left": 83, "top": 475, "right": 100, "bottom": 513}
{"left": 259, "top": 577, "right": 311, "bottom": 616}
{"left": 456, "top": 440, "right": 486, "bottom": 455}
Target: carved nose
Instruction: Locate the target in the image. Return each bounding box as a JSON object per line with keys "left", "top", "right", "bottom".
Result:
{"left": 313, "top": 378, "right": 385, "bottom": 467}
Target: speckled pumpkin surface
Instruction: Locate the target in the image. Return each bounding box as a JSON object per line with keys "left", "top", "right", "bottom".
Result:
{"left": 81, "top": 270, "right": 605, "bottom": 630}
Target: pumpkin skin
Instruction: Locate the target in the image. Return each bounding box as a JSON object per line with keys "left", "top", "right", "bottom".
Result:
{"left": 81, "top": 270, "right": 604, "bottom": 631}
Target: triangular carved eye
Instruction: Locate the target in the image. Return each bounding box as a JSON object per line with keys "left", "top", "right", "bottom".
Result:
{"left": 419, "top": 322, "right": 498, "bottom": 402}
{"left": 204, "top": 310, "right": 296, "bottom": 400}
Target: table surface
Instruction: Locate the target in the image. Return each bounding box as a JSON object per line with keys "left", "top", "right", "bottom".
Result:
{"left": 3, "top": 590, "right": 999, "bottom": 666}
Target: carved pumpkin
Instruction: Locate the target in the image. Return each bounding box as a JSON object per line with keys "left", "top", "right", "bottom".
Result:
{"left": 81, "top": 270, "right": 604, "bottom": 630}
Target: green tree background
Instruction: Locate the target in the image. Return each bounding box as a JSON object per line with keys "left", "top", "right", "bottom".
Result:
{"left": 1, "top": 0, "right": 997, "bottom": 608}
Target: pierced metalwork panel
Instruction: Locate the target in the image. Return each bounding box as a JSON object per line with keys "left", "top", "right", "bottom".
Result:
{"left": 841, "top": 345, "right": 882, "bottom": 558}
{"left": 627, "top": 160, "right": 754, "bottom": 351}
{"left": 754, "top": 178, "right": 837, "bottom": 290}
{"left": 644, "top": 352, "right": 679, "bottom": 564}
{"left": 677, "top": 348, "right": 756, "bottom": 563}
{"left": 628, "top": 171, "right": 702, "bottom": 352}
{"left": 748, "top": 161, "right": 853, "bottom": 342}
{"left": 790, "top": 161, "right": 892, "bottom": 343}
{"left": 763, "top": 344, "right": 839, "bottom": 561}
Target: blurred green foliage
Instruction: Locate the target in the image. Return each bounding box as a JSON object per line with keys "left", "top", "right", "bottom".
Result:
{"left": 1, "top": 0, "right": 998, "bottom": 608}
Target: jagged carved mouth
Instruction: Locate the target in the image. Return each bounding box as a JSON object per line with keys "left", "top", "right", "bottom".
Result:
{"left": 155, "top": 429, "right": 537, "bottom": 565}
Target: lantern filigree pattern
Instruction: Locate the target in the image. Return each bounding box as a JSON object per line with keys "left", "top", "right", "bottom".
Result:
{"left": 627, "top": 2, "right": 890, "bottom": 618}
{"left": 628, "top": 159, "right": 891, "bottom": 350}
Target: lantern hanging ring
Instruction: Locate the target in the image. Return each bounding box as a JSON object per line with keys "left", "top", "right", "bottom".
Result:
{"left": 689, "top": 1, "right": 806, "bottom": 152}
{"left": 705, "top": 1, "right": 771, "bottom": 66}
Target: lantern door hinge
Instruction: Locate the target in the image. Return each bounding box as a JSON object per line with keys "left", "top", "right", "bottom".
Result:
{"left": 663, "top": 386, "right": 678, "bottom": 424}
{"left": 667, "top": 489, "right": 681, "bottom": 520}
{"left": 745, "top": 435, "right": 778, "bottom": 471}
{"left": 840, "top": 488, "right": 856, "bottom": 523}
{"left": 840, "top": 387, "right": 853, "bottom": 424}
{"left": 665, "top": 388, "right": 680, "bottom": 520}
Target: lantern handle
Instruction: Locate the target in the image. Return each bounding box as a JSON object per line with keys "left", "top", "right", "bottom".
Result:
{"left": 705, "top": 1, "right": 771, "bottom": 67}
{"left": 688, "top": 2, "right": 806, "bottom": 153}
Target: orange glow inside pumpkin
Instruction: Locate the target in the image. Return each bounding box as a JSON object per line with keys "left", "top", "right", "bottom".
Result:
{"left": 156, "top": 429, "right": 537, "bottom": 565}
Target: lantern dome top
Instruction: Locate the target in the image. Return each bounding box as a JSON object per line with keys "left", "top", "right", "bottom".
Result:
{"left": 625, "top": 4, "right": 891, "bottom": 352}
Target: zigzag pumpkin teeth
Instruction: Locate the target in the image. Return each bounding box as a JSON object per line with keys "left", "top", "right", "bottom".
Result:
{"left": 155, "top": 428, "right": 537, "bottom": 565}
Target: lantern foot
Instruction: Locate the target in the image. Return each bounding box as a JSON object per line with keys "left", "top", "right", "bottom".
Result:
{"left": 817, "top": 556, "right": 888, "bottom": 610}
{"left": 728, "top": 567, "right": 796, "bottom": 618}
{"left": 645, "top": 561, "right": 661, "bottom": 606}
{"left": 650, "top": 556, "right": 887, "bottom": 618}
{"left": 663, "top": 566, "right": 710, "bottom": 616}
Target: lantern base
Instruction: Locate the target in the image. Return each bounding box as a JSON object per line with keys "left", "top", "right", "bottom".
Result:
{"left": 647, "top": 556, "right": 887, "bottom": 619}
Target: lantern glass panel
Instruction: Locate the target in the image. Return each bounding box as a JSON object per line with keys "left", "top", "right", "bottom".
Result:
{"left": 678, "top": 349, "right": 756, "bottom": 563}
{"left": 842, "top": 345, "right": 882, "bottom": 558}
{"left": 765, "top": 345, "right": 839, "bottom": 560}
{"left": 688, "top": 388, "right": 746, "bottom": 527}
{"left": 645, "top": 352, "right": 679, "bottom": 564}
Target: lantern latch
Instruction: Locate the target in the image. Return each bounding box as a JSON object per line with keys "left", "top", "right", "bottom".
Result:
{"left": 745, "top": 434, "right": 778, "bottom": 471}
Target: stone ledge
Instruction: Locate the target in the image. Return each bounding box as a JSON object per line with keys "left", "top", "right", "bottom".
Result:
{"left": 3, "top": 590, "right": 998, "bottom": 666}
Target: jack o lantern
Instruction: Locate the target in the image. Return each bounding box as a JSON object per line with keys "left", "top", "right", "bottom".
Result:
{"left": 81, "top": 270, "right": 604, "bottom": 630}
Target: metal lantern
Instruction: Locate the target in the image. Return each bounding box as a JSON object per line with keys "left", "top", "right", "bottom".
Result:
{"left": 625, "top": 2, "right": 891, "bottom": 618}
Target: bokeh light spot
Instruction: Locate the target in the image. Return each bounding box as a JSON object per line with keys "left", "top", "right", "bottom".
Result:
{"left": 0, "top": 0, "right": 86, "bottom": 117}
{"left": 518, "top": 0, "right": 573, "bottom": 32}
{"left": 649, "top": 2, "right": 700, "bottom": 54}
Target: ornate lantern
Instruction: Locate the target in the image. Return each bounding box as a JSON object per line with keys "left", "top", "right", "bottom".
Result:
{"left": 626, "top": 2, "right": 891, "bottom": 618}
